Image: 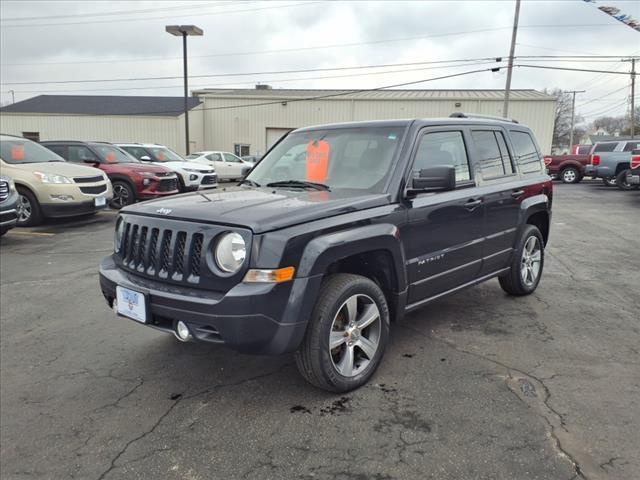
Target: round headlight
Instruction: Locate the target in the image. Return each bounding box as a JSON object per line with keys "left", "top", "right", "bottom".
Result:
{"left": 215, "top": 232, "right": 246, "bottom": 273}
{"left": 114, "top": 218, "right": 125, "bottom": 253}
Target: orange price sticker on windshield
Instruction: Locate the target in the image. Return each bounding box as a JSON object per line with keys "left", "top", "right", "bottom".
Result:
{"left": 157, "top": 151, "right": 164, "bottom": 160}
{"left": 105, "top": 152, "right": 116, "bottom": 163}
{"left": 11, "top": 145, "right": 25, "bottom": 161}
{"left": 306, "top": 140, "right": 329, "bottom": 183}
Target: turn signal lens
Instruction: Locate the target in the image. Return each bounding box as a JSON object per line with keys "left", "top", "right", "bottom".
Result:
{"left": 243, "top": 267, "right": 295, "bottom": 283}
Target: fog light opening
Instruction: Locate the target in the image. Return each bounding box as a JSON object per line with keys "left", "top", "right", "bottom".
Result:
{"left": 174, "top": 320, "right": 192, "bottom": 342}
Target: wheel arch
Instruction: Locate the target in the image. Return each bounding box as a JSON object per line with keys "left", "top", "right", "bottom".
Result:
{"left": 108, "top": 175, "right": 137, "bottom": 198}
{"left": 614, "top": 162, "right": 630, "bottom": 176}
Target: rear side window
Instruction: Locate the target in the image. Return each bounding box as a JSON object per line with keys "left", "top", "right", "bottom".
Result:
{"left": 413, "top": 131, "right": 471, "bottom": 183}
{"left": 471, "top": 130, "right": 513, "bottom": 179}
{"left": 68, "top": 145, "right": 99, "bottom": 163}
{"left": 510, "top": 131, "right": 543, "bottom": 174}
{"left": 593, "top": 143, "right": 617, "bottom": 153}
{"left": 623, "top": 141, "right": 640, "bottom": 152}
{"left": 577, "top": 145, "right": 591, "bottom": 155}
{"left": 121, "top": 146, "right": 148, "bottom": 159}
{"left": 45, "top": 145, "right": 68, "bottom": 159}
{"left": 207, "top": 153, "right": 222, "bottom": 162}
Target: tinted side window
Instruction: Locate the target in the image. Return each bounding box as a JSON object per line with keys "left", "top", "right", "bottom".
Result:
{"left": 510, "top": 131, "right": 543, "bottom": 174}
{"left": 495, "top": 131, "right": 514, "bottom": 174}
{"left": 45, "top": 145, "right": 68, "bottom": 159}
{"left": 223, "top": 153, "right": 242, "bottom": 163}
{"left": 471, "top": 131, "right": 509, "bottom": 179}
{"left": 623, "top": 141, "right": 640, "bottom": 152}
{"left": 577, "top": 145, "right": 591, "bottom": 155}
{"left": 414, "top": 131, "right": 470, "bottom": 183}
{"left": 68, "top": 145, "right": 99, "bottom": 163}
{"left": 122, "top": 146, "right": 148, "bottom": 159}
{"left": 593, "top": 143, "right": 617, "bottom": 153}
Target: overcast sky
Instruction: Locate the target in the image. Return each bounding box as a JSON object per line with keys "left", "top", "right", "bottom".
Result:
{"left": 1, "top": 0, "right": 638, "bottom": 125}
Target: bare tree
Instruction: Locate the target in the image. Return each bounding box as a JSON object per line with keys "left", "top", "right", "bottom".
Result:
{"left": 545, "top": 88, "right": 584, "bottom": 151}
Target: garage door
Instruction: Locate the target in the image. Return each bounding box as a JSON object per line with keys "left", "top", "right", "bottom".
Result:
{"left": 266, "top": 128, "right": 294, "bottom": 150}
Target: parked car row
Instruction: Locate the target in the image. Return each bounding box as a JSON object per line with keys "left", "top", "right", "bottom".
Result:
{"left": 0, "top": 134, "right": 256, "bottom": 231}
{"left": 544, "top": 139, "right": 640, "bottom": 191}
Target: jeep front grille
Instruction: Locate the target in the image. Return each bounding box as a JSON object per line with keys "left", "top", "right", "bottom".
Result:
{"left": 0, "top": 180, "right": 9, "bottom": 202}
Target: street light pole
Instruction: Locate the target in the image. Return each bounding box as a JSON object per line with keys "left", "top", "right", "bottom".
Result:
{"left": 166, "top": 25, "right": 203, "bottom": 156}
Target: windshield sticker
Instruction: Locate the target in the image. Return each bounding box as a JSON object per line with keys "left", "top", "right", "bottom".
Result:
{"left": 157, "top": 151, "right": 165, "bottom": 161}
{"left": 105, "top": 152, "right": 116, "bottom": 163}
{"left": 11, "top": 145, "right": 25, "bottom": 161}
{"left": 306, "top": 140, "right": 330, "bottom": 183}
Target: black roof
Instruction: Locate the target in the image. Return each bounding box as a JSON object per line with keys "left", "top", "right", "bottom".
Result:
{"left": 0, "top": 95, "right": 201, "bottom": 117}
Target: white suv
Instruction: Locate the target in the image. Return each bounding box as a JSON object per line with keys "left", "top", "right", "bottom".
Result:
{"left": 185, "top": 151, "right": 252, "bottom": 181}
{"left": 117, "top": 143, "right": 218, "bottom": 191}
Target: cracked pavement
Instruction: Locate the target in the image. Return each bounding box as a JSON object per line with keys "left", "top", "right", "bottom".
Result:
{"left": 1, "top": 182, "right": 638, "bottom": 479}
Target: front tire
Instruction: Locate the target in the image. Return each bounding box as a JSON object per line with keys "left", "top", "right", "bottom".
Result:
{"left": 499, "top": 225, "right": 544, "bottom": 296}
{"left": 295, "top": 274, "right": 390, "bottom": 392}
{"left": 560, "top": 167, "right": 580, "bottom": 184}
{"left": 616, "top": 169, "right": 639, "bottom": 190}
{"left": 16, "top": 187, "right": 43, "bottom": 227}
{"left": 602, "top": 177, "right": 617, "bottom": 187}
{"left": 110, "top": 181, "right": 135, "bottom": 209}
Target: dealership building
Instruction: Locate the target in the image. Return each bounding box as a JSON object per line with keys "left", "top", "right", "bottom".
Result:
{"left": 0, "top": 88, "right": 556, "bottom": 155}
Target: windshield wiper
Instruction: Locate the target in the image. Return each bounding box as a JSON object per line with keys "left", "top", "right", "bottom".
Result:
{"left": 266, "top": 180, "right": 330, "bottom": 191}
{"left": 239, "top": 179, "right": 261, "bottom": 187}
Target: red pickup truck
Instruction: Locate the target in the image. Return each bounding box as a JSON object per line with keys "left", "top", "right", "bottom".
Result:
{"left": 543, "top": 154, "right": 591, "bottom": 184}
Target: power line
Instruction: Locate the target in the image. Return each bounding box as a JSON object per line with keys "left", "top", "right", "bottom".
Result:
{"left": 576, "top": 85, "right": 629, "bottom": 107}
{"left": 0, "top": 1, "right": 324, "bottom": 28}
{"left": 2, "top": 60, "right": 501, "bottom": 95}
{"left": 580, "top": 99, "right": 629, "bottom": 117}
{"left": 1, "top": 1, "right": 251, "bottom": 21}
{"left": 513, "top": 64, "right": 638, "bottom": 76}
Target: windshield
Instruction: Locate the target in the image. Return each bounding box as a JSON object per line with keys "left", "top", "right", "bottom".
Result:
{"left": 246, "top": 127, "right": 404, "bottom": 193}
{"left": 148, "top": 147, "right": 183, "bottom": 162}
{"left": 0, "top": 137, "right": 65, "bottom": 164}
{"left": 90, "top": 144, "right": 139, "bottom": 164}
{"left": 185, "top": 153, "right": 202, "bottom": 159}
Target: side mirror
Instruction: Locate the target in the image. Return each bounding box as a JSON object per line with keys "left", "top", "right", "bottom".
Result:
{"left": 408, "top": 165, "right": 456, "bottom": 194}
{"left": 140, "top": 155, "right": 151, "bottom": 161}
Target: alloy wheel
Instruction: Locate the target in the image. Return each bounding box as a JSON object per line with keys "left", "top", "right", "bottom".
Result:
{"left": 329, "top": 294, "right": 381, "bottom": 378}
{"left": 521, "top": 236, "right": 542, "bottom": 287}
{"left": 112, "top": 184, "right": 129, "bottom": 208}
{"left": 17, "top": 194, "right": 32, "bottom": 223}
{"left": 562, "top": 169, "right": 577, "bottom": 183}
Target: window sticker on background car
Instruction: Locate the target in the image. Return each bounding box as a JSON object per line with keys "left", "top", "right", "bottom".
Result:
{"left": 157, "top": 151, "right": 165, "bottom": 161}
{"left": 11, "top": 145, "right": 25, "bottom": 161}
{"left": 105, "top": 152, "right": 116, "bottom": 163}
{"left": 306, "top": 139, "right": 329, "bottom": 183}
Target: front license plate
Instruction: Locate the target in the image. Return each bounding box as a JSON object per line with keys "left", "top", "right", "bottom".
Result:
{"left": 95, "top": 196, "right": 107, "bottom": 207}
{"left": 116, "top": 286, "right": 147, "bottom": 323}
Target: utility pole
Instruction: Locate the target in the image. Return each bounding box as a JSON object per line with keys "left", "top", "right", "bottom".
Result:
{"left": 502, "top": 0, "right": 521, "bottom": 118}
{"left": 567, "top": 90, "right": 585, "bottom": 152}
{"left": 623, "top": 58, "right": 637, "bottom": 139}
{"left": 8, "top": 90, "right": 15, "bottom": 104}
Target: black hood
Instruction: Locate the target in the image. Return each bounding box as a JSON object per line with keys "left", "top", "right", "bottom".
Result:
{"left": 123, "top": 187, "right": 390, "bottom": 233}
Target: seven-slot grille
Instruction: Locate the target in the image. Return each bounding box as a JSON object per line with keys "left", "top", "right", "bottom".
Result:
{"left": 74, "top": 175, "right": 104, "bottom": 184}
{"left": 0, "top": 180, "right": 8, "bottom": 202}
{"left": 119, "top": 220, "right": 205, "bottom": 284}
{"left": 158, "top": 177, "right": 178, "bottom": 192}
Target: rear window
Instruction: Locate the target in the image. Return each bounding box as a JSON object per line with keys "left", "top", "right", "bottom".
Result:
{"left": 593, "top": 142, "right": 617, "bottom": 153}
{"left": 576, "top": 145, "right": 591, "bottom": 155}
{"left": 510, "top": 131, "right": 543, "bottom": 174}
{"left": 623, "top": 141, "right": 640, "bottom": 152}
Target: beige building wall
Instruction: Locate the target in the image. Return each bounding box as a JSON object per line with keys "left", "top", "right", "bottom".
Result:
{"left": 199, "top": 95, "right": 556, "bottom": 155}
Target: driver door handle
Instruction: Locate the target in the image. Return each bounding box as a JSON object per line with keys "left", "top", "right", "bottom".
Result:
{"left": 511, "top": 189, "right": 525, "bottom": 198}
{"left": 464, "top": 198, "right": 483, "bottom": 210}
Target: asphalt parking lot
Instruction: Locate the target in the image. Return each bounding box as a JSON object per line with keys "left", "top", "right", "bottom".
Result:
{"left": 1, "top": 182, "right": 638, "bottom": 480}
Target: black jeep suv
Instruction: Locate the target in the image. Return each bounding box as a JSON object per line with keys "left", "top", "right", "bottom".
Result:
{"left": 100, "top": 116, "right": 552, "bottom": 392}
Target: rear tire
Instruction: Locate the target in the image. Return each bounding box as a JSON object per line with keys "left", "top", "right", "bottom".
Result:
{"left": 616, "top": 169, "right": 638, "bottom": 190}
{"left": 109, "top": 181, "right": 135, "bottom": 209}
{"left": 602, "top": 177, "right": 617, "bottom": 187}
{"left": 295, "top": 273, "right": 390, "bottom": 392}
{"left": 16, "top": 187, "right": 43, "bottom": 227}
{"left": 560, "top": 167, "right": 580, "bottom": 184}
{"left": 499, "top": 225, "right": 544, "bottom": 296}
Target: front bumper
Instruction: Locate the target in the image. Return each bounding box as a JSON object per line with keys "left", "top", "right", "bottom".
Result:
{"left": 0, "top": 190, "right": 19, "bottom": 229}
{"left": 99, "top": 256, "right": 322, "bottom": 355}
{"left": 40, "top": 199, "right": 108, "bottom": 218}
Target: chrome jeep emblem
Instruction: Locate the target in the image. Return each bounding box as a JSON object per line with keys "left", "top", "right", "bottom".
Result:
{"left": 156, "top": 207, "right": 172, "bottom": 215}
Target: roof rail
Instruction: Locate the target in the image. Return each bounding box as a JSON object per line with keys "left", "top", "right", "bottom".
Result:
{"left": 449, "top": 112, "right": 519, "bottom": 124}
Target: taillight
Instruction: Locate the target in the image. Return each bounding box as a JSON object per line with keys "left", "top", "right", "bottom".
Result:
{"left": 631, "top": 155, "right": 640, "bottom": 170}
{"left": 544, "top": 157, "right": 552, "bottom": 166}
{"left": 591, "top": 155, "right": 600, "bottom": 166}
